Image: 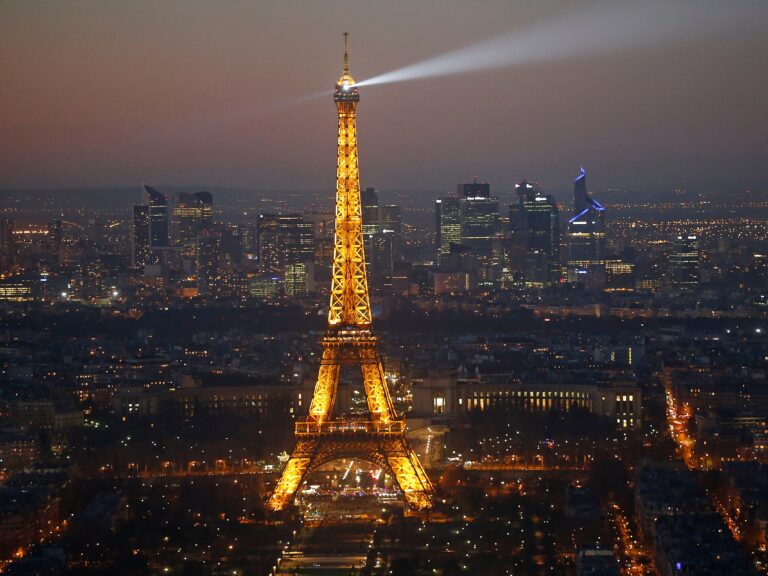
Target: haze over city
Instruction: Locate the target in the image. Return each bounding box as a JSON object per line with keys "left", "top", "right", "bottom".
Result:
{"left": 2, "top": 0, "right": 767, "bottom": 192}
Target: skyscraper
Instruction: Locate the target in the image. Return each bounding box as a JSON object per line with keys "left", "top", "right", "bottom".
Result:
{"left": 196, "top": 228, "right": 221, "bottom": 296}
{"left": 435, "top": 197, "right": 462, "bottom": 260}
{"left": 131, "top": 205, "right": 150, "bottom": 268}
{"left": 173, "top": 191, "right": 213, "bottom": 259}
{"left": 284, "top": 261, "right": 314, "bottom": 297}
{"left": 566, "top": 168, "right": 606, "bottom": 288}
{"left": 257, "top": 214, "right": 314, "bottom": 274}
{"left": 0, "top": 219, "right": 16, "bottom": 274}
{"left": 144, "top": 185, "right": 169, "bottom": 248}
{"left": 669, "top": 235, "right": 700, "bottom": 291}
{"left": 436, "top": 180, "right": 499, "bottom": 267}
{"left": 460, "top": 181, "right": 499, "bottom": 261}
{"left": 47, "top": 218, "right": 63, "bottom": 264}
{"left": 515, "top": 180, "right": 560, "bottom": 285}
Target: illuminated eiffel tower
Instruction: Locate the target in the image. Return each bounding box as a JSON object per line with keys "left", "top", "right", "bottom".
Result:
{"left": 267, "top": 34, "right": 434, "bottom": 512}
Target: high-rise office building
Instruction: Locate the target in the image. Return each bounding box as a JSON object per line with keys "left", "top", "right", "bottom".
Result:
{"left": 284, "top": 261, "right": 314, "bottom": 297}
{"left": 196, "top": 228, "right": 221, "bottom": 297}
{"left": 302, "top": 212, "right": 335, "bottom": 272}
{"left": 669, "top": 235, "right": 700, "bottom": 291}
{"left": 173, "top": 191, "right": 213, "bottom": 258}
{"left": 47, "top": 219, "right": 63, "bottom": 263}
{"left": 257, "top": 214, "right": 314, "bottom": 274}
{"left": 436, "top": 179, "right": 499, "bottom": 265}
{"left": 460, "top": 183, "right": 499, "bottom": 260}
{"left": 0, "top": 218, "right": 16, "bottom": 274}
{"left": 435, "top": 197, "right": 462, "bottom": 260}
{"left": 144, "top": 185, "right": 169, "bottom": 248}
{"left": 132, "top": 205, "right": 150, "bottom": 268}
{"left": 566, "top": 168, "right": 606, "bottom": 288}
{"left": 358, "top": 188, "right": 403, "bottom": 287}
{"left": 515, "top": 180, "right": 560, "bottom": 285}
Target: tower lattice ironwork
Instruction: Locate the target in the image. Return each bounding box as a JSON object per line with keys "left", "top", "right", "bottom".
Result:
{"left": 267, "top": 34, "right": 435, "bottom": 512}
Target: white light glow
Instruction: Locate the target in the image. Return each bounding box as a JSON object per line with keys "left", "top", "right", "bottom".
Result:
{"left": 355, "top": 1, "right": 763, "bottom": 89}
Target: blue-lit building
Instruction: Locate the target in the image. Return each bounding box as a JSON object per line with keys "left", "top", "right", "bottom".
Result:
{"left": 566, "top": 168, "right": 606, "bottom": 288}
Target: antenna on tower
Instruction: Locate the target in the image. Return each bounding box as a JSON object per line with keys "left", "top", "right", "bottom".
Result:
{"left": 343, "top": 32, "right": 349, "bottom": 73}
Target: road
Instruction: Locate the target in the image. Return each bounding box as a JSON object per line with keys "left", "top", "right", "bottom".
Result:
{"left": 274, "top": 519, "right": 375, "bottom": 576}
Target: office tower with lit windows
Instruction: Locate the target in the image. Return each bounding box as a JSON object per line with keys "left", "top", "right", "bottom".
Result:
{"left": 459, "top": 181, "right": 499, "bottom": 261}
{"left": 196, "top": 228, "right": 221, "bottom": 296}
{"left": 436, "top": 179, "right": 499, "bottom": 265}
{"left": 566, "top": 168, "right": 606, "bottom": 288}
{"left": 284, "top": 261, "right": 315, "bottom": 297}
{"left": 173, "top": 191, "right": 213, "bottom": 259}
{"left": 515, "top": 180, "right": 560, "bottom": 286}
{"left": 144, "top": 185, "right": 170, "bottom": 248}
{"left": 257, "top": 214, "right": 315, "bottom": 275}
{"left": 132, "top": 205, "right": 150, "bottom": 268}
{"left": 669, "top": 235, "right": 700, "bottom": 291}
{"left": 435, "top": 197, "right": 462, "bottom": 261}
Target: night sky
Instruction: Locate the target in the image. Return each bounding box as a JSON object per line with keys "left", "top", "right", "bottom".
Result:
{"left": 1, "top": 0, "right": 766, "bottom": 194}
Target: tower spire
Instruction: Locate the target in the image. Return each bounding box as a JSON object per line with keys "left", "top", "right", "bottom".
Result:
{"left": 343, "top": 31, "right": 350, "bottom": 74}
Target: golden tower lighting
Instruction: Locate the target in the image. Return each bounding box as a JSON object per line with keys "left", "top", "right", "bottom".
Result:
{"left": 267, "top": 34, "right": 435, "bottom": 512}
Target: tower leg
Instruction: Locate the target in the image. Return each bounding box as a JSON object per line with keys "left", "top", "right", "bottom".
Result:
{"left": 306, "top": 346, "right": 340, "bottom": 422}
{"left": 267, "top": 439, "right": 317, "bottom": 511}
{"left": 382, "top": 438, "right": 435, "bottom": 510}
{"left": 359, "top": 346, "right": 397, "bottom": 422}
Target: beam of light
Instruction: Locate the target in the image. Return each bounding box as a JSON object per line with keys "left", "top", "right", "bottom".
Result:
{"left": 148, "top": 88, "right": 332, "bottom": 146}
{"left": 355, "top": 1, "right": 765, "bottom": 88}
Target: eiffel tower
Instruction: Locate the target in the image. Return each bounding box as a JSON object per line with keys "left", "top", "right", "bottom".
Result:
{"left": 267, "top": 34, "right": 435, "bottom": 512}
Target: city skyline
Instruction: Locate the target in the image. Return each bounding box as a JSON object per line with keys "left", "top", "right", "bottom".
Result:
{"left": 2, "top": 1, "right": 767, "bottom": 192}
{"left": 2, "top": 4, "right": 768, "bottom": 575}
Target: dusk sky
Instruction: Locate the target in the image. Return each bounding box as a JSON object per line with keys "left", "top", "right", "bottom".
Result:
{"left": 1, "top": 0, "right": 767, "bottom": 195}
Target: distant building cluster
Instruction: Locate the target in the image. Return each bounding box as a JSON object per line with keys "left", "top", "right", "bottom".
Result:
{"left": 2, "top": 171, "right": 768, "bottom": 325}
